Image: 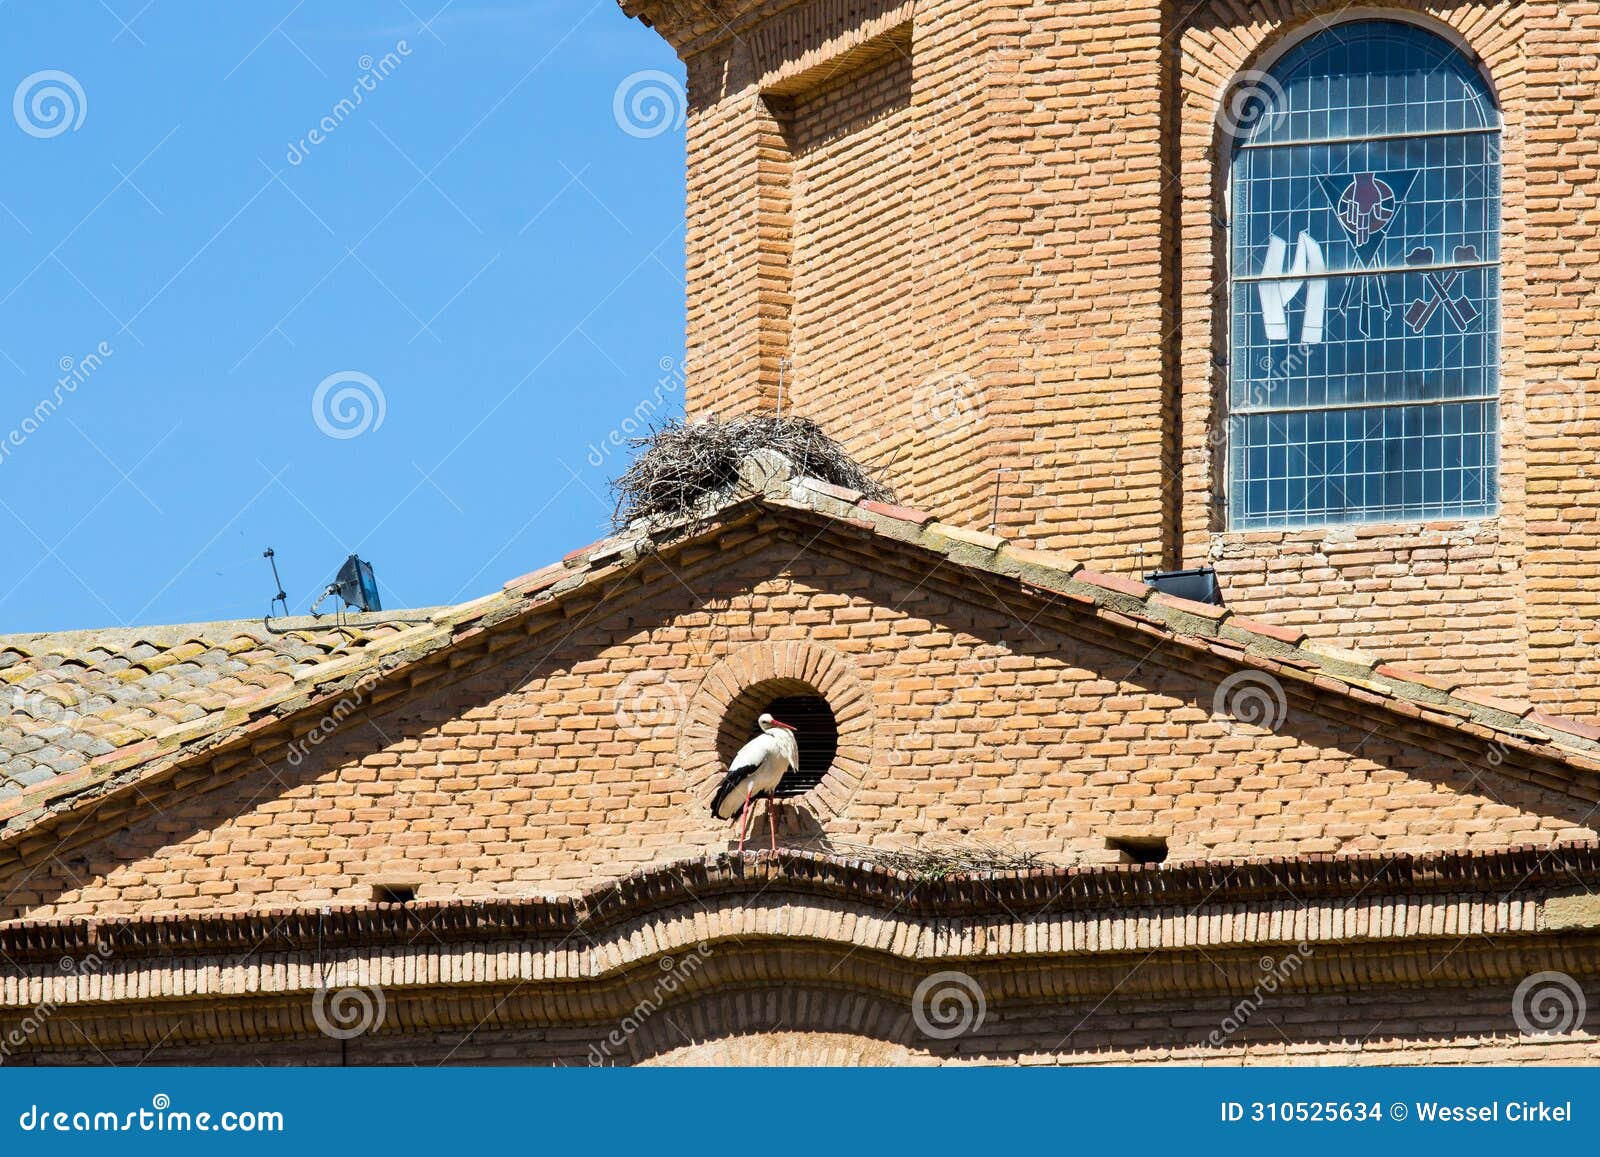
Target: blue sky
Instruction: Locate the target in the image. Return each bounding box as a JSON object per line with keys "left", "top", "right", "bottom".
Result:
{"left": 0, "top": 1, "right": 687, "bottom": 631}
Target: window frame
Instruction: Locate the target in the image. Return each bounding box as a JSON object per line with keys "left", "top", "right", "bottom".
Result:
{"left": 1220, "top": 14, "right": 1505, "bottom": 533}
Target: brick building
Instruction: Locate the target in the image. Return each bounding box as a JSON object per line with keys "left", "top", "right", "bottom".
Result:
{"left": 2, "top": 0, "right": 1599, "bottom": 1064}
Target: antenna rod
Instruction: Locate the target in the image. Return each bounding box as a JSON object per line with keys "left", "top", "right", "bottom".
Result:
{"left": 989, "top": 468, "right": 1015, "bottom": 534}
{"left": 263, "top": 548, "right": 289, "bottom": 619}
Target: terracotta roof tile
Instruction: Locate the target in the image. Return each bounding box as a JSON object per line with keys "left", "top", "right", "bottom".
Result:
{"left": 1528, "top": 710, "right": 1600, "bottom": 744}
{"left": 1375, "top": 663, "right": 1459, "bottom": 694}
{"left": 1149, "top": 591, "right": 1229, "bottom": 621}
{"left": 797, "top": 478, "right": 865, "bottom": 504}
{"left": 563, "top": 536, "right": 619, "bottom": 567}
{"left": 1225, "top": 616, "right": 1307, "bottom": 647}
{"left": 859, "top": 500, "right": 936, "bottom": 525}
{"left": 1074, "top": 569, "right": 1150, "bottom": 599}
{"left": 503, "top": 562, "right": 566, "bottom": 597}
{"left": 0, "top": 611, "right": 439, "bottom": 804}
{"left": 1453, "top": 686, "right": 1531, "bottom": 717}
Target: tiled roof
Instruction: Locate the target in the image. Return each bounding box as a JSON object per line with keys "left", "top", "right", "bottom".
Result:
{"left": 0, "top": 614, "right": 435, "bottom": 804}
{"left": 3, "top": 449, "right": 1598, "bottom": 837}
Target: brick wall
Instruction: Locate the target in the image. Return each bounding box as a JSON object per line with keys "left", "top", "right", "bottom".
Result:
{"left": 682, "top": 0, "right": 1003, "bottom": 529}
{"left": 680, "top": 0, "right": 1174, "bottom": 552}
{"left": 1521, "top": 0, "right": 1600, "bottom": 715}
{"left": 6, "top": 0, "right": 1596, "bottom": 1069}
{"left": 640, "top": 0, "right": 1599, "bottom": 714}
{"left": 10, "top": 977, "right": 1597, "bottom": 1065}
{"left": 6, "top": 522, "right": 1589, "bottom": 921}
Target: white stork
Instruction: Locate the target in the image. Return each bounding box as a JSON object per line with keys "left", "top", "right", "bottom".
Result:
{"left": 710, "top": 713, "right": 799, "bottom": 853}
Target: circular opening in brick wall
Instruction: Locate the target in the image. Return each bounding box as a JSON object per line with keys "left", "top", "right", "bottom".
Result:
{"left": 716, "top": 679, "right": 839, "bottom": 797}
{"left": 683, "top": 641, "right": 872, "bottom": 823}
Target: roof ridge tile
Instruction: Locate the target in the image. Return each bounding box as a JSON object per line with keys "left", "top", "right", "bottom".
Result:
{"left": 1528, "top": 710, "right": 1600, "bottom": 745}
{"left": 1148, "top": 590, "right": 1229, "bottom": 622}
{"left": 1071, "top": 568, "right": 1150, "bottom": 601}
{"left": 859, "top": 499, "right": 936, "bottom": 526}
{"left": 1221, "top": 615, "right": 1307, "bottom": 648}
{"left": 797, "top": 478, "right": 864, "bottom": 504}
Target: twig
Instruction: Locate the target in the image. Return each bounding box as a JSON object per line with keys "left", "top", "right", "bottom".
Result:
{"left": 610, "top": 416, "right": 894, "bottom": 529}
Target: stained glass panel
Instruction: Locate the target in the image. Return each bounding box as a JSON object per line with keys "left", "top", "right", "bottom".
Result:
{"left": 1227, "top": 20, "right": 1500, "bottom": 529}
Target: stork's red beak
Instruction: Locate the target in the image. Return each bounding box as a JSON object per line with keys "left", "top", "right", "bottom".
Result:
{"left": 769, "top": 720, "right": 796, "bottom": 731}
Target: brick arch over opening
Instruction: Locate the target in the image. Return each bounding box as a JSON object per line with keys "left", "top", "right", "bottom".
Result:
{"left": 639, "top": 1030, "right": 934, "bottom": 1067}
{"left": 1198, "top": 9, "right": 1513, "bottom": 135}
{"left": 679, "top": 641, "right": 873, "bottom": 820}
{"left": 625, "top": 989, "right": 928, "bottom": 1067}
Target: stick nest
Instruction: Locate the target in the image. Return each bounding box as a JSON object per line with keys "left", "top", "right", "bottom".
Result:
{"left": 611, "top": 416, "right": 894, "bottom": 529}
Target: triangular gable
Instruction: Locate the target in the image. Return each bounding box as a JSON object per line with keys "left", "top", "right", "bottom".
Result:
{"left": 2, "top": 454, "right": 1597, "bottom": 920}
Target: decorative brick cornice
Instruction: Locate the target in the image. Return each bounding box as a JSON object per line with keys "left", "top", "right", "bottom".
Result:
{"left": 620, "top": 0, "right": 915, "bottom": 63}
{"left": 4, "top": 842, "right": 1598, "bottom": 966}
{"left": 618, "top": 0, "right": 775, "bottom": 54}
{"left": 5, "top": 844, "right": 1600, "bottom": 1061}
{"left": 748, "top": 0, "right": 914, "bottom": 94}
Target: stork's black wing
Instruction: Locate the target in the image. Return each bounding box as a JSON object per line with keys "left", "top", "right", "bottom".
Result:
{"left": 710, "top": 760, "right": 761, "bottom": 819}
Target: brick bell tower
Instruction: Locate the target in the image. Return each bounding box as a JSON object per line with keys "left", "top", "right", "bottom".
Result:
{"left": 623, "top": 0, "right": 1600, "bottom": 719}
{"left": 622, "top": 0, "right": 1174, "bottom": 574}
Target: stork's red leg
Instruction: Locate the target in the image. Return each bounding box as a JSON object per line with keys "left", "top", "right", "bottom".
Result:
{"left": 767, "top": 796, "right": 778, "bottom": 853}
{"left": 737, "top": 787, "right": 753, "bottom": 853}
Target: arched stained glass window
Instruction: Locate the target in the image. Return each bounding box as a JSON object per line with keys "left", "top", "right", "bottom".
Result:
{"left": 1226, "top": 20, "right": 1500, "bottom": 529}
